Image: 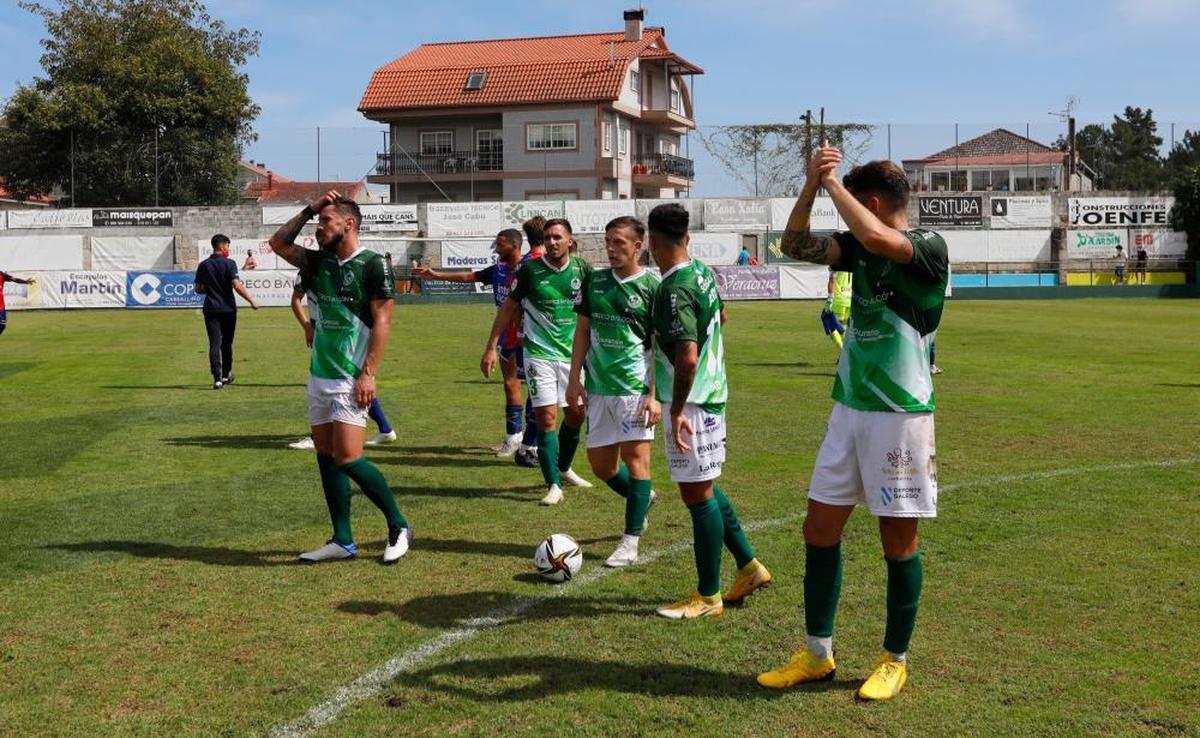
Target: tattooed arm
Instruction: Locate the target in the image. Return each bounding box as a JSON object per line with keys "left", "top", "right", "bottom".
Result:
{"left": 269, "top": 190, "right": 338, "bottom": 268}
{"left": 779, "top": 147, "right": 844, "bottom": 266}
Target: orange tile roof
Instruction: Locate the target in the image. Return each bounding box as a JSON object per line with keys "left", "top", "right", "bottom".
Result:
{"left": 238, "top": 159, "right": 292, "bottom": 183}
{"left": 244, "top": 180, "right": 368, "bottom": 204}
{"left": 360, "top": 27, "right": 701, "bottom": 112}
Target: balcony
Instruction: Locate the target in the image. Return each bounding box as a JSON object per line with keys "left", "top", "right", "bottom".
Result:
{"left": 639, "top": 107, "right": 696, "bottom": 132}
{"left": 632, "top": 153, "right": 694, "bottom": 190}
{"left": 370, "top": 150, "right": 504, "bottom": 184}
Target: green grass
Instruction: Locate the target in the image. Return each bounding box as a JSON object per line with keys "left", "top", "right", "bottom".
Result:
{"left": 1, "top": 298, "right": 1198, "bottom": 737}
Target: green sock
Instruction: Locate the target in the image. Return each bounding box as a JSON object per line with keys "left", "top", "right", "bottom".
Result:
{"left": 316, "top": 454, "right": 353, "bottom": 545}
{"left": 604, "top": 464, "right": 631, "bottom": 498}
{"left": 687, "top": 497, "right": 724, "bottom": 597}
{"left": 339, "top": 457, "right": 408, "bottom": 530}
{"left": 537, "top": 428, "right": 560, "bottom": 487}
{"left": 884, "top": 551, "right": 923, "bottom": 654}
{"left": 557, "top": 421, "right": 581, "bottom": 473}
{"left": 625, "top": 477, "right": 653, "bottom": 536}
{"left": 712, "top": 483, "right": 754, "bottom": 569}
{"left": 804, "top": 542, "right": 843, "bottom": 638}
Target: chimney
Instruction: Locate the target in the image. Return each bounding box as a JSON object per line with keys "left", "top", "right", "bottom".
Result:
{"left": 267, "top": 172, "right": 273, "bottom": 190}
{"left": 624, "top": 9, "right": 644, "bottom": 42}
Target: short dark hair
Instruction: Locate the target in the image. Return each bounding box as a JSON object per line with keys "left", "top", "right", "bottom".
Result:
{"left": 841, "top": 160, "right": 910, "bottom": 211}
{"left": 543, "top": 217, "right": 574, "bottom": 234}
{"left": 605, "top": 216, "right": 645, "bottom": 240}
{"left": 211, "top": 233, "right": 230, "bottom": 250}
{"left": 522, "top": 216, "right": 546, "bottom": 246}
{"left": 496, "top": 228, "right": 523, "bottom": 247}
{"left": 333, "top": 196, "right": 363, "bottom": 231}
{"left": 647, "top": 203, "right": 689, "bottom": 242}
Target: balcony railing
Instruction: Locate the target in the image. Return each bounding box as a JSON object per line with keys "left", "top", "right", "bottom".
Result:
{"left": 375, "top": 150, "right": 503, "bottom": 177}
{"left": 632, "top": 153, "right": 694, "bottom": 179}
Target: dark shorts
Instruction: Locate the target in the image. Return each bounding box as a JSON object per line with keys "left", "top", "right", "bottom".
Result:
{"left": 0, "top": 310, "right": 7, "bottom": 325}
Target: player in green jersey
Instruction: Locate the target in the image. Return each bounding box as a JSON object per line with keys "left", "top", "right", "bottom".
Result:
{"left": 482, "top": 218, "right": 593, "bottom": 505}
{"left": 269, "top": 190, "right": 413, "bottom": 565}
{"left": 566, "top": 216, "right": 661, "bottom": 567}
{"left": 758, "top": 150, "right": 948, "bottom": 699}
{"left": 646, "top": 204, "right": 772, "bottom": 620}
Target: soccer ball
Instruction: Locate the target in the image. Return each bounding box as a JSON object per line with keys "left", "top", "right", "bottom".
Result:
{"left": 533, "top": 533, "right": 583, "bottom": 582}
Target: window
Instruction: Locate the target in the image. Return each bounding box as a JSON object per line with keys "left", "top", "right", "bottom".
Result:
{"left": 930, "top": 171, "right": 950, "bottom": 191}
{"left": 1014, "top": 166, "right": 1055, "bottom": 192}
{"left": 659, "top": 138, "right": 678, "bottom": 157}
{"left": 464, "top": 71, "right": 487, "bottom": 90}
{"left": 969, "top": 170, "right": 990, "bottom": 191}
{"left": 669, "top": 77, "right": 681, "bottom": 112}
{"left": 526, "top": 122, "right": 577, "bottom": 151}
{"left": 630, "top": 70, "right": 640, "bottom": 95}
{"left": 990, "top": 169, "right": 1010, "bottom": 192}
{"left": 602, "top": 119, "right": 613, "bottom": 154}
{"left": 618, "top": 121, "right": 628, "bottom": 156}
{"left": 420, "top": 131, "right": 453, "bottom": 156}
{"left": 475, "top": 129, "right": 502, "bottom": 171}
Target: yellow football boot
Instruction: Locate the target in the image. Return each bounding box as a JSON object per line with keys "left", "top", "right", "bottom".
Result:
{"left": 655, "top": 591, "right": 724, "bottom": 620}
{"left": 757, "top": 648, "right": 836, "bottom": 688}
{"left": 857, "top": 653, "right": 908, "bottom": 700}
{"left": 723, "top": 559, "right": 772, "bottom": 605}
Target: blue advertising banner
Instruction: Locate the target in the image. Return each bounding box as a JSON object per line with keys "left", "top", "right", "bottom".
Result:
{"left": 126, "top": 271, "right": 204, "bottom": 308}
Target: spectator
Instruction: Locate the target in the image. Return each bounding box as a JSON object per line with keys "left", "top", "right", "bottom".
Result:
{"left": 1135, "top": 244, "right": 1148, "bottom": 285}
{"left": 195, "top": 234, "right": 260, "bottom": 389}
{"left": 242, "top": 249, "right": 258, "bottom": 270}
{"left": 737, "top": 245, "right": 751, "bottom": 265}
{"left": 1114, "top": 245, "right": 1127, "bottom": 285}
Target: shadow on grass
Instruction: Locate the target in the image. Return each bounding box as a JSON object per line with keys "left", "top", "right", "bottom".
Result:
{"left": 338, "top": 591, "right": 663, "bottom": 629}
{"left": 1157, "top": 383, "right": 1200, "bottom": 388}
{"left": 101, "top": 383, "right": 305, "bottom": 390}
{"left": 389, "top": 485, "right": 543, "bottom": 502}
{"left": 357, "top": 533, "right": 622, "bottom": 562}
{"left": 165, "top": 434, "right": 306, "bottom": 450}
{"left": 385, "top": 655, "right": 834, "bottom": 702}
{"left": 734, "top": 361, "right": 814, "bottom": 368}
{"left": 0, "top": 409, "right": 126, "bottom": 478}
{"left": 0, "top": 361, "right": 40, "bottom": 380}
{"left": 45, "top": 540, "right": 296, "bottom": 567}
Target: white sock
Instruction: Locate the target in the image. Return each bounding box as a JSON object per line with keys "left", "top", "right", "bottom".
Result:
{"left": 891, "top": 651, "right": 907, "bottom": 663}
{"left": 519, "top": 443, "right": 532, "bottom": 452}
{"left": 806, "top": 635, "right": 833, "bottom": 661}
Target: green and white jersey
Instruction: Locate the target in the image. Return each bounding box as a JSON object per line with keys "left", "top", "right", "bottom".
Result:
{"left": 574, "top": 267, "right": 659, "bottom": 396}
{"left": 652, "top": 258, "right": 728, "bottom": 414}
{"left": 509, "top": 255, "right": 592, "bottom": 362}
{"left": 301, "top": 247, "right": 394, "bottom": 384}
{"left": 832, "top": 229, "right": 948, "bottom": 413}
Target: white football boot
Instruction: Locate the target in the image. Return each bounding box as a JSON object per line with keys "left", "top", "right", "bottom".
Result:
{"left": 560, "top": 468, "right": 593, "bottom": 488}
{"left": 288, "top": 436, "right": 315, "bottom": 450}
{"left": 298, "top": 540, "right": 356, "bottom": 563}
{"left": 495, "top": 433, "right": 522, "bottom": 457}
{"left": 382, "top": 526, "right": 413, "bottom": 564}
{"left": 366, "top": 430, "right": 398, "bottom": 446}
{"left": 604, "top": 534, "right": 640, "bottom": 568}
{"left": 539, "top": 484, "right": 564, "bottom": 506}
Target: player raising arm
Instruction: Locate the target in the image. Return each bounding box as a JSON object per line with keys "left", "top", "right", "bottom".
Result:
{"left": 758, "top": 149, "right": 948, "bottom": 700}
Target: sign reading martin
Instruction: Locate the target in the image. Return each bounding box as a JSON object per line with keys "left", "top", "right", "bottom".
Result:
{"left": 92, "top": 208, "right": 173, "bottom": 227}
{"left": 989, "top": 196, "right": 1052, "bottom": 228}
{"left": 918, "top": 196, "right": 983, "bottom": 226}
{"left": 1068, "top": 196, "right": 1174, "bottom": 227}
{"left": 1066, "top": 229, "right": 1128, "bottom": 258}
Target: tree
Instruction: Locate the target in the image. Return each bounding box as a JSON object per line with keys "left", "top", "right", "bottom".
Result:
{"left": 0, "top": 0, "right": 260, "bottom": 206}
{"left": 1107, "top": 106, "right": 1163, "bottom": 190}
{"left": 1170, "top": 166, "right": 1200, "bottom": 261}
{"left": 699, "top": 116, "right": 874, "bottom": 197}
{"left": 1164, "top": 129, "right": 1200, "bottom": 184}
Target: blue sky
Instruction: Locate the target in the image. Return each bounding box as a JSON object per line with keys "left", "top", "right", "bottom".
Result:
{"left": 2, "top": 0, "right": 1198, "bottom": 196}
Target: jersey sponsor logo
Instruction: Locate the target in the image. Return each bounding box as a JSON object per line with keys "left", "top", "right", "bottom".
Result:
{"left": 880, "top": 486, "right": 921, "bottom": 505}
{"left": 701, "top": 414, "right": 720, "bottom": 432}
{"left": 928, "top": 454, "right": 938, "bottom": 484}
{"left": 695, "top": 440, "right": 723, "bottom": 454}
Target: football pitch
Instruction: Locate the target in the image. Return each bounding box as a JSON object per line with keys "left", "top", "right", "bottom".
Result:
{"left": 1, "top": 298, "right": 1198, "bottom": 737}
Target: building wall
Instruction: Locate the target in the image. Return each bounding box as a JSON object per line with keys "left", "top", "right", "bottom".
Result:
{"left": 389, "top": 115, "right": 503, "bottom": 157}
{"left": 501, "top": 107, "right": 597, "bottom": 174}
{"left": 502, "top": 176, "right": 600, "bottom": 201}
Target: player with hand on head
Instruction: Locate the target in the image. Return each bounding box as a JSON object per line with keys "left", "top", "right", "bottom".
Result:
{"left": 287, "top": 270, "right": 397, "bottom": 450}
{"left": 646, "top": 203, "right": 771, "bottom": 620}
{"left": 757, "top": 147, "right": 948, "bottom": 700}
{"left": 269, "top": 190, "right": 413, "bottom": 564}
{"left": 566, "top": 216, "right": 660, "bottom": 567}
{"left": 482, "top": 218, "right": 592, "bottom": 505}
{"left": 415, "top": 228, "right": 529, "bottom": 457}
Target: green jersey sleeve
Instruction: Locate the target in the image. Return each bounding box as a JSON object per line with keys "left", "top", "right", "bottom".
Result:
{"left": 655, "top": 283, "right": 699, "bottom": 344}
{"left": 573, "top": 269, "right": 592, "bottom": 317}
{"left": 364, "top": 253, "right": 395, "bottom": 301}
{"left": 904, "top": 230, "right": 949, "bottom": 284}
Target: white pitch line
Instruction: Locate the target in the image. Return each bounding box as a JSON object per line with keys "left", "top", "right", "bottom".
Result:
{"left": 269, "top": 456, "right": 1200, "bottom": 738}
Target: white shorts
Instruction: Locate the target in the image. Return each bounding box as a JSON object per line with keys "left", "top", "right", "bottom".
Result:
{"left": 808, "top": 402, "right": 938, "bottom": 518}
{"left": 525, "top": 356, "right": 573, "bottom": 408}
{"left": 586, "top": 394, "right": 655, "bottom": 448}
{"left": 307, "top": 376, "right": 369, "bottom": 428}
{"left": 664, "top": 404, "right": 726, "bottom": 483}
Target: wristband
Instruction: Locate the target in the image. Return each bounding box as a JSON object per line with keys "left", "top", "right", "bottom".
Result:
{"left": 301, "top": 205, "right": 316, "bottom": 220}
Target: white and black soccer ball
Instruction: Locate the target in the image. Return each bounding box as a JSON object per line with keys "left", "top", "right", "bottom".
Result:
{"left": 533, "top": 533, "right": 583, "bottom": 582}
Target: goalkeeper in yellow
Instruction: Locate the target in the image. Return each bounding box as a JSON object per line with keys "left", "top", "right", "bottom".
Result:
{"left": 820, "top": 268, "right": 852, "bottom": 350}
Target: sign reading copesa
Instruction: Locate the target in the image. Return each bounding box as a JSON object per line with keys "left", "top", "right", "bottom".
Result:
{"left": 918, "top": 196, "right": 983, "bottom": 226}
{"left": 125, "top": 271, "right": 203, "bottom": 308}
